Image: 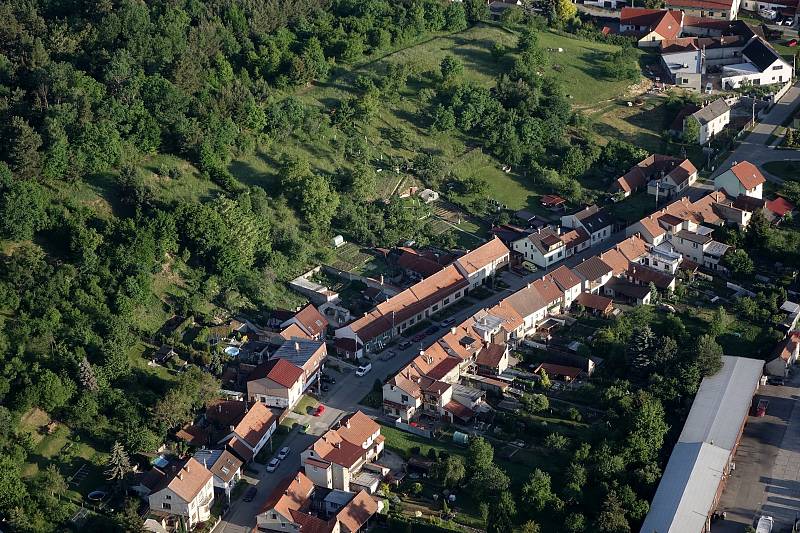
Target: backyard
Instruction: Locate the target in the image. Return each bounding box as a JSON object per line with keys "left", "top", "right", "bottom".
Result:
{"left": 763, "top": 160, "right": 800, "bottom": 180}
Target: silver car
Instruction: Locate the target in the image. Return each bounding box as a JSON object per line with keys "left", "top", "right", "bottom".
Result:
{"left": 266, "top": 458, "right": 280, "bottom": 472}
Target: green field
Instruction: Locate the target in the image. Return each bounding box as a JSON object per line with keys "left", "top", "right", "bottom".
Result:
{"left": 764, "top": 160, "right": 800, "bottom": 180}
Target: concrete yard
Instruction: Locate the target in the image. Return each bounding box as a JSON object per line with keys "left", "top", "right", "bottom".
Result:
{"left": 715, "top": 371, "right": 800, "bottom": 532}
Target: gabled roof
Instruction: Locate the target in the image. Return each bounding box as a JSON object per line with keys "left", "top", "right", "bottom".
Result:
{"left": 271, "top": 338, "right": 326, "bottom": 368}
{"left": 666, "top": 0, "right": 733, "bottom": 9}
{"left": 279, "top": 323, "right": 311, "bottom": 341}
{"left": 743, "top": 36, "right": 782, "bottom": 71}
{"left": 397, "top": 250, "right": 445, "bottom": 277}
{"left": 727, "top": 161, "right": 766, "bottom": 190}
{"left": 574, "top": 256, "right": 613, "bottom": 281}
{"left": 476, "top": 343, "right": 506, "bottom": 368}
{"left": 347, "top": 264, "right": 468, "bottom": 342}
{"left": 691, "top": 99, "right": 730, "bottom": 125}
{"left": 231, "top": 403, "right": 278, "bottom": 448}
{"left": 620, "top": 8, "right": 683, "bottom": 39}
{"left": 560, "top": 227, "right": 590, "bottom": 249}
{"left": 523, "top": 227, "right": 564, "bottom": 255}
{"left": 444, "top": 400, "right": 475, "bottom": 421}
{"left": 337, "top": 491, "right": 378, "bottom": 533}
{"left": 206, "top": 399, "right": 248, "bottom": 429}
{"left": 455, "top": 237, "right": 509, "bottom": 274}
{"left": 616, "top": 235, "right": 649, "bottom": 262}
{"left": 503, "top": 284, "right": 549, "bottom": 319}
{"left": 337, "top": 411, "right": 380, "bottom": 448}
{"left": 148, "top": 457, "right": 213, "bottom": 503}
{"left": 547, "top": 265, "right": 582, "bottom": 291}
{"left": 531, "top": 277, "right": 563, "bottom": 304}
{"left": 613, "top": 154, "right": 684, "bottom": 194}
{"left": 627, "top": 264, "right": 676, "bottom": 289}
{"left": 249, "top": 358, "right": 304, "bottom": 388}
{"left": 599, "top": 248, "right": 630, "bottom": 276}
{"left": 766, "top": 196, "right": 795, "bottom": 217}
{"left": 575, "top": 292, "right": 613, "bottom": 312}
{"left": 262, "top": 471, "right": 315, "bottom": 519}
{"left": 574, "top": 206, "right": 613, "bottom": 233}
{"left": 194, "top": 449, "right": 243, "bottom": 484}
{"left": 291, "top": 304, "right": 328, "bottom": 338}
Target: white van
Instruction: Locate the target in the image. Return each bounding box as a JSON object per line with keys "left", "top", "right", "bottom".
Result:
{"left": 355, "top": 363, "right": 372, "bottom": 376}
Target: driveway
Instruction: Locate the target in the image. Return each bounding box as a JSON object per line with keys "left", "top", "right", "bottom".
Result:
{"left": 715, "top": 371, "right": 800, "bottom": 532}
{"left": 712, "top": 82, "right": 800, "bottom": 183}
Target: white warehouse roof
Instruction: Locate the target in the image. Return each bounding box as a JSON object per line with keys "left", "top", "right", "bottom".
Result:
{"left": 640, "top": 356, "right": 764, "bottom": 533}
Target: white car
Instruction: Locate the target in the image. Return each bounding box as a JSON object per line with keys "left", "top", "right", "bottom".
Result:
{"left": 278, "top": 446, "right": 290, "bottom": 460}
{"left": 266, "top": 458, "right": 280, "bottom": 472}
{"left": 757, "top": 515, "right": 774, "bottom": 533}
{"left": 355, "top": 363, "right": 372, "bottom": 377}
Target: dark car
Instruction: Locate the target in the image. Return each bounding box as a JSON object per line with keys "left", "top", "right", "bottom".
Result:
{"left": 412, "top": 333, "right": 426, "bottom": 342}
{"left": 243, "top": 486, "right": 258, "bottom": 502}
{"left": 424, "top": 325, "right": 439, "bottom": 335}
{"left": 320, "top": 373, "right": 336, "bottom": 385}
{"left": 768, "top": 376, "right": 786, "bottom": 386}
{"left": 399, "top": 340, "right": 413, "bottom": 350}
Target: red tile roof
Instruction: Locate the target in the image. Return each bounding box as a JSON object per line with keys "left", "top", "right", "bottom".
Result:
{"left": 231, "top": 402, "right": 277, "bottom": 448}
{"left": 444, "top": 400, "right": 475, "bottom": 421}
{"left": 148, "top": 457, "right": 213, "bottom": 503}
{"left": 476, "top": 343, "right": 506, "bottom": 368}
{"left": 575, "top": 292, "right": 613, "bottom": 313}
{"left": 249, "top": 358, "right": 304, "bottom": 388}
{"left": 337, "top": 491, "right": 378, "bottom": 533}
{"left": 455, "top": 237, "right": 509, "bottom": 274}
{"left": 729, "top": 161, "right": 766, "bottom": 190}
{"left": 766, "top": 196, "right": 795, "bottom": 217}
{"left": 397, "top": 250, "right": 445, "bottom": 277}
{"left": 262, "top": 472, "right": 315, "bottom": 519}
{"left": 292, "top": 304, "right": 329, "bottom": 338}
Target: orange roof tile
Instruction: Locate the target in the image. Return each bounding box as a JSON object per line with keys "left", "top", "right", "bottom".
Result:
{"left": 150, "top": 457, "right": 213, "bottom": 503}
{"left": 231, "top": 402, "right": 277, "bottom": 448}
{"left": 729, "top": 161, "right": 766, "bottom": 190}
{"left": 262, "top": 471, "right": 315, "bottom": 519}
{"left": 337, "top": 491, "right": 378, "bottom": 533}
{"left": 599, "top": 248, "right": 630, "bottom": 276}
{"left": 455, "top": 237, "right": 509, "bottom": 274}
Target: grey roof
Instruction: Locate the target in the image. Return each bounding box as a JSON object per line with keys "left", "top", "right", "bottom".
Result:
{"left": 743, "top": 36, "right": 781, "bottom": 71}
{"left": 691, "top": 99, "right": 730, "bottom": 125}
{"left": 324, "top": 489, "right": 355, "bottom": 507}
{"left": 639, "top": 442, "right": 730, "bottom": 533}
{"left": 574, "top": 256, "right": 613, "bottom": 281}
{"left": 641, "top": 356, "right": 764, "bottom": 533}
{"left": 678, "top": 355, "right": 764, "bottom": 451}
{"left": 271, "top": 338, "right": 324, "bottom": 367}
{"left": 705, "top": 241, "right": 730, "bottom": 258}
{"left": 675, "top": 229, "right": 712, "bottom": 244}
{"left": 577, "top": 208, "right": 613, "bottom": 234}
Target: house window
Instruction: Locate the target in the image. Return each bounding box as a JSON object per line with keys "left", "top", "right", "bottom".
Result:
{"left": 272, "top": 513, "right": 277, "bottom": 520}
{"left": 402, "top": 394, "right": 409, "bottom": 402}
{"left": 774, "top": 65, "right": 782, "bottom": 70}
{"left": 165, "top": 495, "right": 171, "bottom": 500}
{"left": 432, "top": 305, "right": 439, "bottom": 312}
{"left": 444, "top": 298, "right": 450, "bottom": 305}
{"left": 162, "top": 503, "right": 172, "bottom": 510}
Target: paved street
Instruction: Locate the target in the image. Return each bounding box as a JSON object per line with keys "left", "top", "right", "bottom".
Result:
{"left": 712, "top": 82, "right": 800, "bottom": 182}
{"left": 716, "top": 371, "right": 800, "bottom": 532}
{"left": 212, "top": 230, "right": 630, "bottom": 533}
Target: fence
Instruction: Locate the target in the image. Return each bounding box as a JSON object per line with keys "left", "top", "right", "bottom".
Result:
{"left": 394, "top": 419, "right": 433, "bottom": 439}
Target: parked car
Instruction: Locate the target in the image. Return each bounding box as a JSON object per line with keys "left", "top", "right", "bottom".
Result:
{"left": 759, "top": 7, "right": 777, "bottom": 19}
{"left": 411, "top": 333, "right": 426, "bottom": 342}
{"left": 757, "top": 515, "right": 774, "bottom": 533}
{"left": 313, "top": 404, "right": 326, "bottom": 417}
{"left": 399, "top": 340, "right": 413, "bottom": 350}
{"left": 440, "top": 317, "right": 456, "bottom": 328}
{"left": 768, "top": 376, "right": 786, "bottom": 386}
{"left": 521, "top": 260, "right": 538, "bottom": 272}
{"left": 321, "top": 384, "right": 330, "bottom": 392}
{"left": 355, "top": 363, "right": 372, "bottom": 377}
{"left": 785, "top": 16, "right": 794, "bottom": 25}
{"left": 243, "top": 486, "right": 258, "bottom": 502}
{"left": 424, "top": 325, "right": 439, "bottom": 335}
{"left": 278, "top": 446, "right": 291, "bottom": 459}
{"left": 320, "top": 373, "right": 336, "bottom": 385}
{"left": 266, "top": 458, "right": 280, "bottom": 472}
{"left": 379, "top": 350, "right": 396, "bottom": 361}
{"left": 788, "top": 38, "right": 798, "bottom": 47}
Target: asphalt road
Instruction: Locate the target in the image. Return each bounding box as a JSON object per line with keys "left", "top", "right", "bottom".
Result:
{"left": 712, "top": 82, "right": 800, "bottom": 183}
{"left": 211, "top": 230, "right": 633, "bottom": 533}
{"left": 716, "top": 371, "right": 800, "bottom": 532}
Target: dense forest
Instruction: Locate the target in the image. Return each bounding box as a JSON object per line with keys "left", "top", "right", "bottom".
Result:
{"left": 0, "top": 0, "right": 657, "bottom": 530}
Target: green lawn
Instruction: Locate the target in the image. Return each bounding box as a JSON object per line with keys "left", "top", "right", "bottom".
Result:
{"left": 610, "top": 192, "right": 660, "bottom": 225}
{"left": 537, "top": 30, "right": 641, "bottom": 106}
{"left": 292, "top": 394, "right": 319, "bottom": 416}
{"left": 763, "top": 160, "right": 800, "bottom": 180}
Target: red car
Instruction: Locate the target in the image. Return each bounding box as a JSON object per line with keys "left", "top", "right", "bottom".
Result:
{"left": 755, "top": 399, "right": 769, "bottom": 417}
{"left": 788, "top": 39, "right": 798, "bottom": 47}
{"left": 314, "top": 404, "right": 326, "bottom": 417}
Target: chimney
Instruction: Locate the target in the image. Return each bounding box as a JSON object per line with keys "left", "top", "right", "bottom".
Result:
{"left": 295, "top": 341, "right": 300, "bottom": 351}
{"left": 177, "top": 472, "right": 183, "bottom": 480}
{"left": 450, "top": 326, "right": 457, "bottom": 335}
{"left": 185, "top": 464, "right": 190, "bottom": 472}
{"left": 230, "top": 425, "right": 236, "bottom": 432}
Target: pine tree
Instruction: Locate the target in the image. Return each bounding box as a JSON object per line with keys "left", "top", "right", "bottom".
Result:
{"left": 79, "top": 357, "right": 98, "bottom": 392}
{"left": 105, "top": 441, "right": 132, "bottom": 486}
{"left": 627, "top": 325, "right": 656, "bottom": 376}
